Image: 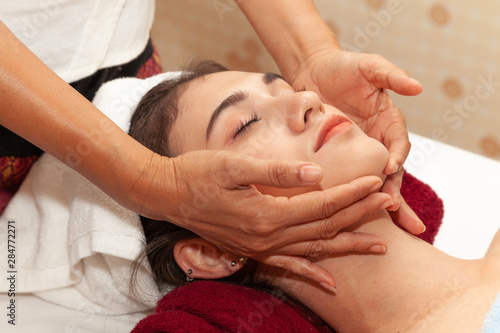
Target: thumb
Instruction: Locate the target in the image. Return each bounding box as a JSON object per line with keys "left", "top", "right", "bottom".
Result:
{"left": 362, "top": 55, "right": 423, "bottom": 96}
{"left": 385, "top": 72, "right": 423, "bottom": 96}
{"left": 221, "top": 153, "right": 323, "bottom": 188}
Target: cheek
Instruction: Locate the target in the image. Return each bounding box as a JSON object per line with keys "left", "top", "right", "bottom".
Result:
{"left": 235, "top": 131, "right": 316, "bottom": 197}
{"left": 235, "top": 128, "right": 307, "bottom": 161}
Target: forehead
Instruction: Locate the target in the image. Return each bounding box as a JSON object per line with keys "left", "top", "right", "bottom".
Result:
{"left": 169, "top": 71, "right": 263, "bottom": 154}
{"left": 182, "top": 70, "right": 261, "bottom": 104}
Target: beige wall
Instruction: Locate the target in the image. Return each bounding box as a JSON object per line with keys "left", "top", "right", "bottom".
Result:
{"left": 151, "top": 0, "right": 500, "bottom": 160}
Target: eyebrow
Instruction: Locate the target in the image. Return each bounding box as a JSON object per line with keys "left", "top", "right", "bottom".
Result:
{"left": 205, "top": 72, "right": 285, "bottom": 140}
{"left": 263, "top": 72, "right": 285, "bottom": 85}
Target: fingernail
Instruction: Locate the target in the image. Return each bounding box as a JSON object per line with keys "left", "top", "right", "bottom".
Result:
{"left": 381, "top": 199, "right": 394, "bottom": 210}
{"left": 300, "top": 165, "right": 322, "bottom": 184}
{"left": 320, "top": 282, "right": 337, "bottom": 294}
{"left": 370, "top": 179, "right": 383, "bottom": 192}
{"left": 392, "top": 164, "right": 400, "bottom": 174}
{"left": 387, "top": 198, "right": 400, "bottom": 211}
{"left": 369, "top": 245, "right": 387, "bottom": 253}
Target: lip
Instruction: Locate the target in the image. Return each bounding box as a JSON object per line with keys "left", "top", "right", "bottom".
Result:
{"left": 314, "top": 115, "right": 352, "bottom": 152}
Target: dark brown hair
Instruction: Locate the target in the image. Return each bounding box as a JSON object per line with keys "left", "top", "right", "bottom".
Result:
{"left": 129, "top": 59, "right": 228, "bottom": 159}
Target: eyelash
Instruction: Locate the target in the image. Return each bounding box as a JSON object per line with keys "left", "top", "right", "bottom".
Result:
{"left": 231, "top": 86, "right": 302, "bottom": 139}
{"left": 233, "top": 113, "right": 261, "bottom": 139}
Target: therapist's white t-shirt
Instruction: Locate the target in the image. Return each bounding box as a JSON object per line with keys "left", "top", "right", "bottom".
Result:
{"left": 0, "top": 0, "right": 155, "bottom": 83}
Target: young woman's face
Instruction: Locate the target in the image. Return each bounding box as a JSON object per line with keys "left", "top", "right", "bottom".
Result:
{"left": 169, "top": 71, "right": 389, "bottom": 196}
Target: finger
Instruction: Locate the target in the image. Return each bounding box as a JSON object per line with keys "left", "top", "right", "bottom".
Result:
{"left": 389, "top": 197, "right": 425, "bottom": 235}
{"left": 383, "top": 120, "right": 411, "bottom": 175}
{"left": 362, "top": 55, "right": 423, "bottom": 96}
{"left": 277, "top": 192, "right": 392, "bottom": 247}
{"left": 205, "top": 177, "right": 387, "bottom": 257}
{"left": 279, "top": 175, "right": 385, "bottom": 226}
{"left": 221, "top": 153, "right": 323, "bottom": 188}
{"left": 275, "top": 231, "right": 387, "bottom": 257}
{"left": 220, "top": 178, "right": 389, "bottom": 254}
{"left": 212, "top": 176, "right": 383, "bottom": 253}
{"left": 258, "top": 255, "right": 337, "bottom": 292}
{"left": 381, "top": 168, "right": 405, "bottom": 211}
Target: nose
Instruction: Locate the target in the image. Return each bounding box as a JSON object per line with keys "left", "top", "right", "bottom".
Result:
{"left": 284, "top": 91, "right": 324, "bottom": 133}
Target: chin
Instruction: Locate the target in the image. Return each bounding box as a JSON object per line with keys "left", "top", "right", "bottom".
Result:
{"left": 318, "top": 136, "right": 389, "bottom": 189}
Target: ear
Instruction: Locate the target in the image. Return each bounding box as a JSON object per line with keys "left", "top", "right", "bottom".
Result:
{"left": 174, "top": 238, "right": 244, "bottom": 280}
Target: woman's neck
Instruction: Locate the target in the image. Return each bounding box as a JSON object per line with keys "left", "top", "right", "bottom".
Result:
{"left": 270, "top": 210, "right": 489, "bottom": 333}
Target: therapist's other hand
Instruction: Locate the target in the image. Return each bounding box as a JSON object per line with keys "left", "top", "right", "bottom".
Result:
{"left": 135, "top": 150, "right": 391, "bottom": 290}
{"left": 288, "top": 47, "right": 423, "bottom": 177}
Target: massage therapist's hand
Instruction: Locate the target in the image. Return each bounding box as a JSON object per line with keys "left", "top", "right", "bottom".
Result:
{"left": 140, "top": 150, "right": 393, "bottom": 290}
{"left": 288, "top": 47, "right": 422, "bottom": 176}
{"left": 287, "top": 47, "right": 425, "bottom": 235}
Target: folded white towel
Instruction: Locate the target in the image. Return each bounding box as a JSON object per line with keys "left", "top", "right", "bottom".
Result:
{"left": 0, "top": 72, "right": 181, "bottom": 314}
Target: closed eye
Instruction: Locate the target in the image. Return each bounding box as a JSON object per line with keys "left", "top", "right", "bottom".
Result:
{"left": 233, "top": 113, "right": 261, "bottom": 139}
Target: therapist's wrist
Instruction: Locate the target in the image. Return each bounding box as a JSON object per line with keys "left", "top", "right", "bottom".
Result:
{"left": 109, "top": 142, "right": 177, "bottom": 220}
{"left": 238, "top": 0, "right": 342, "bottom": 82}
{"left": 277, "top": 22, "right": 343, "bottom": 83}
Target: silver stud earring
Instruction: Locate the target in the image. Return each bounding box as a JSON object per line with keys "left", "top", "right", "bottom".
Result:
{"left": 186, "top": 269, "right": 194, "bottom": 282}
{"left": 231, "top": 261, "right": 236, "bottom": 267}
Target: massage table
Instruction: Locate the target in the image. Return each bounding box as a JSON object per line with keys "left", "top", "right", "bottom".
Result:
{"left": 1, "top": 133, "right": 499, "bottom": 333}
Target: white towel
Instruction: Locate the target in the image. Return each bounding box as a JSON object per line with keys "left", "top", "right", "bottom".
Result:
{"left": 0, "top": 72, "right": 181, "bottom": 314}
{"left": 482, "top": 291, "right": 500, "bottom": 333}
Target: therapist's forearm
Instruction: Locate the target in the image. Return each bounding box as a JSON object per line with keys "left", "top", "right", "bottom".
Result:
{"left": 0, "top": 21, "right": 166, "bottom": 212}
{"left": 238, "top": 0, "right": 341, "bottom": 80}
